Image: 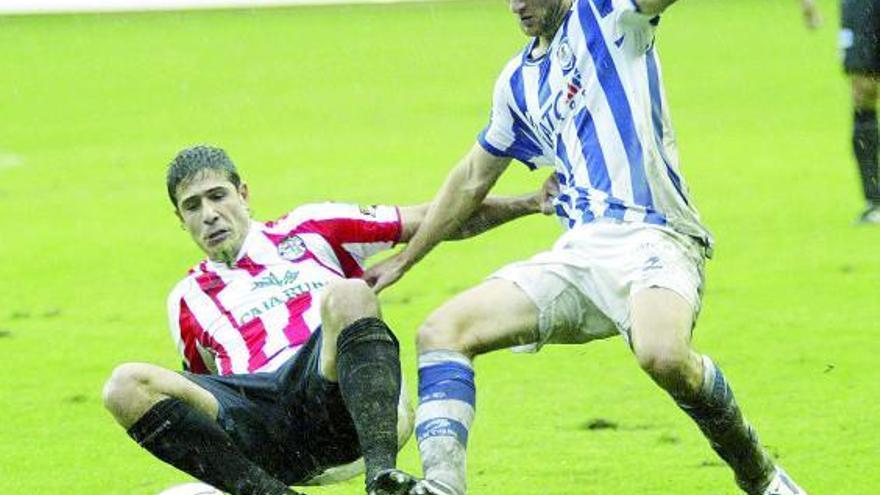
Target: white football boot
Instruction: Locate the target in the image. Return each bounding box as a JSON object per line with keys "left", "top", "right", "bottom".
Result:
{"left": 408, "top": 479, "right": 459, "bottom": 495}
{"left": 856, "top": 204, "right": 880, "bottom": 224}
{"left": 761, "top": 467, "right": 808, "bottom": 495}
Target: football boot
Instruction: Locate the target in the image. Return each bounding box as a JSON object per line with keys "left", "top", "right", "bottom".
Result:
{"left": 409, "top": 479, "right": 458, "bottom": 495}
{"left": 367, "top": 469, "right": 419, "bottom": 495}
{"left": 759, "top": 467, "right": 808, "bottom": 495}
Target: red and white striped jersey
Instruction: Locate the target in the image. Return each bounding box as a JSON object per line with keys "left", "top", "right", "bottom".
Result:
{"left": 166, "top": 202, "right": 401, "bottom": 375}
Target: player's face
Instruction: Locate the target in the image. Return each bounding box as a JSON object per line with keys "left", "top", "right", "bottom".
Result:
{"left": 509, "top": 0, "right": 569, "bottom": 38}
{"left": 175, "top": 170, "right": 251, "bottom": 263}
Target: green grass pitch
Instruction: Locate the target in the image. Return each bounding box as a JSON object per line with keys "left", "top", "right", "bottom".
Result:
{"left": 0, "top": 0, "right": 876, "bottom": 493}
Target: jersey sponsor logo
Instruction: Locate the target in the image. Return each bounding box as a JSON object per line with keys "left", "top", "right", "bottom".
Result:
{"left": 278, "top": 235, "right": 307, "bottom": 261}
{"left": 251, "top": 269, "right": 300, "bottom": 290}
{"left": 561, "top": 70, "right": 584, "bottom": 108}
{"left": 240, "top": 278, "right": 329, "bottom": 325}
{"left": 530, "top": 68, "right": 585, "bottom": 149}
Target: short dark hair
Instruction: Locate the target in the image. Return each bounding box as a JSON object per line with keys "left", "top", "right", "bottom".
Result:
{"left": 166, "top": 145, "right": 241, "bottom": 206}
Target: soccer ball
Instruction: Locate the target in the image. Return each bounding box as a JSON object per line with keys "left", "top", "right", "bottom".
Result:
{"left": 157, "top": 482, "right": 224, "bottom": 495}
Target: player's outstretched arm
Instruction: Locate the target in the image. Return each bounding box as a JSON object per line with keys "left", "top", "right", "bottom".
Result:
{"left": 364, "top": 143, "right": 511, "bottom": 292}
{"left": 397, "top": 173, "right": 557, "bottom": 242}
{"left": 634, "top": 0, "right": 677, "bottom": 16}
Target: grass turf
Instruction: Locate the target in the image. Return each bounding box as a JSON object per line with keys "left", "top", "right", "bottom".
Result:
{"left": 0, "top": 0, "right": 876, "bottom": 493}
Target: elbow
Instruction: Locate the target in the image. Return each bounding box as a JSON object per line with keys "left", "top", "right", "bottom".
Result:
{"left": 450, "top": 143, "right": 509, "bottom": 201}
{"left": 459, "top": 160, "right": 499, "bottom": 199}
{"left": 459, "top": 182, "right": 493, "bottom": 202}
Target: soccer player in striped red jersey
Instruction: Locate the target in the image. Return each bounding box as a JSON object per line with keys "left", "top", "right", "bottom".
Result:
{"left": 168, "top": 200, "right": 406, "bottom": 377}
{"left": 102, "top": 145, "right": 555, "bottom": 495}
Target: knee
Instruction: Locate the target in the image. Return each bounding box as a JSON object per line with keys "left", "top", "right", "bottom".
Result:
{"left": 321, "top": 279, "right": 380, "bottom": 332}
{"left": 102, "top": 363, "right": 153, "bottom": 417}
{"left": 852, "top": 78, "right": 878, "bottom": 109}
{"left": 416, "top": 309, "right": 470, "bottom": 355}
{"left": 635, "top": 344, "right": 698, "bottom": 392}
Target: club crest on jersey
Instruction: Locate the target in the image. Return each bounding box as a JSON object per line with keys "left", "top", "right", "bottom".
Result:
{"left": 556, "top": 38, "right": 576, "bottom": 73}
{"left": 278, "top": 235, "right": 306, "bottom": 261}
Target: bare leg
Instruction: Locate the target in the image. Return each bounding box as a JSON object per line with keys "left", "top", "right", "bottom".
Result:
{"left": 629, "top": 288, "right": 702, "bottom": 397}
{"left": 630, "top": 288, "right": 774, "bottom": 494}
{"left": 102, "top": 364, "right": 296, "bottom": 495}
{"left": 414, "top": 279, "right": 539, "bottom": 495}
{"left": 103, "top": 362, "right": 218, "bottom": 428}
{"left": 319, "top": 279, "right": 414, "bottom": 491}
{"left": 417, "top": 279, "right": 539, "bottom": 357}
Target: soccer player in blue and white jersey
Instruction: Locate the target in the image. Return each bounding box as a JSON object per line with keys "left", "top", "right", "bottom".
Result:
{"left": 365, "top": 0, "right": 809, "bottom": 494}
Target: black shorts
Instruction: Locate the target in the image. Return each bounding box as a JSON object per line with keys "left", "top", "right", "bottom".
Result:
{"left": 183, "top": 329, "right": 361, "bottom": 485}
{"left": 841, "top": 0, "right": 880, "bottom": 74}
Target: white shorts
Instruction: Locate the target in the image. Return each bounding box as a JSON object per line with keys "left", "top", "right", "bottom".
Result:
{"left": 489, "top": 221, "right": 706, "bottom": 352}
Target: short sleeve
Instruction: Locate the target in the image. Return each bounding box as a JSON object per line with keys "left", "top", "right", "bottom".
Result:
{"left": 277, "top": 202, "right": 402, "bottom": 266}
{"left": 612, "top": 0, "right": 659, "bottom": 54}
{"left": 477, "top": 64, "right": 553, "bottom": 170}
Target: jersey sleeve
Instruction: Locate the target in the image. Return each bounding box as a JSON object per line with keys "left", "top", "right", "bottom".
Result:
{"left": 611, "top": 0, "right": 659, "bottom": 54}
{"left": 477, "top": 63, "right": 553, "bottom": 170}
{"left": 167, "top": 282, "right": 215, "bottom": 375}
{"left": 280, "top": 203, "right": 402, "bottom": 270}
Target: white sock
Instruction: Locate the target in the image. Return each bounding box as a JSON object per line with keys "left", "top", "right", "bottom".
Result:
{"left": 414, "top": 351, "right": 475, "bottom": 495}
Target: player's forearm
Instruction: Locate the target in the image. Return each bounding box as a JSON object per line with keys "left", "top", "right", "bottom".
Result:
{"left": 635, "top": 0, "right": 677, "bottom": 15}
{"left": 448, "top": 192, "right": 542, "bottom": 240}
{"left": 400, "top": 157, "right": 496, "bottom": 267}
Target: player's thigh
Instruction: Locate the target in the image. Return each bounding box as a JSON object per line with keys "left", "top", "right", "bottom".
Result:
{"left": 417, "top": 278, "right": 540, "bottom": 357}
{"left": 320, "top": 278, "right": 381, "bottom": 334}
{"left": 318, "top": 278, "right": 382, "bottom": 381}
{"left": 104, "top": 362, "right": 219, "bottom": 425}
{"left": 629, "top": 288, "right": 696, "bottom": 371}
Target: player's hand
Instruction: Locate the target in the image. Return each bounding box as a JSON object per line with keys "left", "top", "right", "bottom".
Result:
{"left": 363, "top": 252, "right": 409, "bottom": 293}
{"left": 801, "top": 0, "right": 822, "bottom": 30}
{"left": 539, "top": 173, "right": 560, "bottom": 215}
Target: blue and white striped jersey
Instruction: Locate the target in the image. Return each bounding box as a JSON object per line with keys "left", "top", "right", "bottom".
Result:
{"left": 478, "top": 0, "right": 713, "bottom": 249}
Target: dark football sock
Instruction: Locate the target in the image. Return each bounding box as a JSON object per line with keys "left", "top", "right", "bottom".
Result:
{"left": 335, "top": 317, "right": 402, "bottom": 485}
{"left": 127, "top": 398, "right": 298, "bottom": 495}
{"left": 675, "top": 356, "right": 774, "bottom": 494}
{"left": 853, "top": 109, "right": 879, "bottom": 203}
